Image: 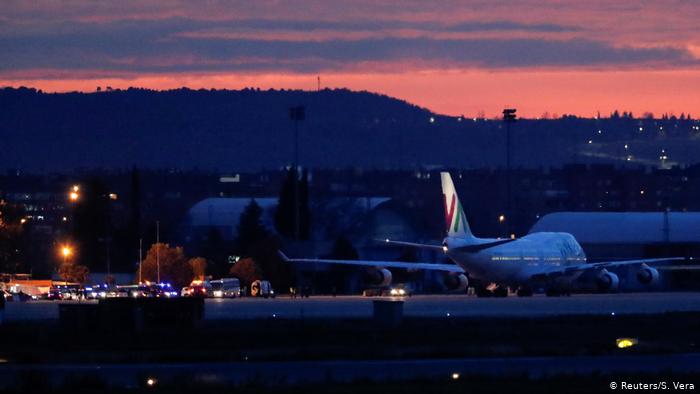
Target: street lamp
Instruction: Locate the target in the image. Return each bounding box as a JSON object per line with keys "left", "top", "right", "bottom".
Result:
{"left": 69, "top": 185, "right": 80, "bottom": 202}
{"left": 503, "top": 108, "right": 517, "bottom": 238}
{"left": 60, "top": 245, "right": 73, "bottom": 285}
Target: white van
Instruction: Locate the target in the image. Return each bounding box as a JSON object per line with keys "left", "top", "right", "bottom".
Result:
{"left": 210, "top": 278, "right": 241, "bottom": 298}
{"left": 250, "top": 280, "right": 275, "bottom": 298}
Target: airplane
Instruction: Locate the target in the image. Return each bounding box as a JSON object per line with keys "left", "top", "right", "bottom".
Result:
{"left": 280, "top": 172, "right": 685, "bottom": 296}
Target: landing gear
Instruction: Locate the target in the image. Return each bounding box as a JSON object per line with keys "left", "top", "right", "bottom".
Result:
{"left": 475, "top": 287, "right": 493, "bottom": 297}
{"left": 516, "top": 286, "right": 533, "bottom": 297}
{"left": 493, "top": 286, "right": 508, "bottom": 298}
{"left": 545, "top": 287, "right": 571, "bottom": 297}
{"left": 475, "top": 284, "right": 509, "bottom": 297}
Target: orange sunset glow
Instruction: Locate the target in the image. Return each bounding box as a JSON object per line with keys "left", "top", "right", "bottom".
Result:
{"left": 2, "top": 1, "right": 699, "bottom": 117}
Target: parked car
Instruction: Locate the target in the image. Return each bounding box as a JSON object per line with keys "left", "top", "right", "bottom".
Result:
{"left": 139, "top": 282, "right": 178, "bottom": 298}
{"left": 182, "top": 280, "right": 210, "bottom": 298}
{"left": 50, "top": 285, "right": 82, "bottom": 300}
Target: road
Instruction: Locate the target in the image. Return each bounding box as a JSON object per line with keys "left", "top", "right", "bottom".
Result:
{"left": 4, "top": 292, "right": 700, "bottom": 321}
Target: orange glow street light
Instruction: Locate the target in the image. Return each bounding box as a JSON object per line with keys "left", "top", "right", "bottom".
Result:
{"left": 69, "top": 185, "right": 80, "bottom": 202}
{"left": 60, "top": 244, "right": 73, "bottom": 285}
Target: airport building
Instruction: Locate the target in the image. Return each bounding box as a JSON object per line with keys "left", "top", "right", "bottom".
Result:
{"left": 530, "top": 211, "right": 700, "bottom": 260}
{"left": 186, "top": 197, "right": 278, "bottom": 241}
{"left": 531, "top": 211, "right": 700, "bottom": 289}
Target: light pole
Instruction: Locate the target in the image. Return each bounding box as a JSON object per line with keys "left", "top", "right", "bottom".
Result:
{"left": 502, "top": 108, "right": 517, "bottom": 238}
{"left": 138, "top": 238, "right": 143, "bottom": 284}
{"left": 289, "top": 105, "right": 305, "bottom": 240}
{"left": 156, "top": 221, "right": 160, "bottom": 283}
{"left": 61, "top": 245, "right": 72, "bottom": 285}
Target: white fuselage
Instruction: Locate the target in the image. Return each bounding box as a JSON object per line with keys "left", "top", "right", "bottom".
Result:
{"left": 444, "top": 232, "right": 587, "bottom": 285}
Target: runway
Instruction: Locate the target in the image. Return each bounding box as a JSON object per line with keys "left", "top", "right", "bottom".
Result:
{"left": 3, "top": 353, "right": 700, "bottom": 389}
{"left": 4, "top": 292, "right": 700, "bottom": 321}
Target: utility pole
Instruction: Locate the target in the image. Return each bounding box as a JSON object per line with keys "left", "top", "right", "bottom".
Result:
{"left": 106, "top": 237, "right": 111, "bottom": 276}
{"left": 156, "top": 220, "right": 160, "bottom": 283}
{"left": 138, "top": 238, "right": 143, "bottom": 284}
{"left": 289, "top": 106, "right": 305, "bottom": 240}
{"left": 503, "top": 108, "right": 517, "bottom": 238}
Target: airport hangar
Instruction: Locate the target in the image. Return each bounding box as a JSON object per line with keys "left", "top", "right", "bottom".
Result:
{"left": 531, "top": 212, "right": 700, "bottom": 290}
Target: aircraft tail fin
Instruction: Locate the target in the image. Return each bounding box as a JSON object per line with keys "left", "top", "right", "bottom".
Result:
{"left": 441, "top": 172, "right": 474, "bottom": 239}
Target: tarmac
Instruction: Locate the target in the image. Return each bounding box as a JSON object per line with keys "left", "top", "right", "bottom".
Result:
{"left": 4, "top": 292, "right": 700, "bottom": 321}
{"left": 3, "top": 353, "right": 700, "bottom": 389}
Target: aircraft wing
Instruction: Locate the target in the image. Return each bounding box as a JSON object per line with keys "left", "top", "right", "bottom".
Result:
{"left": 374, "top": 238, "right": 445, "bottom": 251}
{"left": 278, "top": 251, "right": 465, "bottom": 273}
{"left": 376, "top": 238, "right": 517, "bottom": 252}
{"left": 537, "top": 257, "right": 687, "bottom": 277}
{"left": 586, "top": 257, "right": 686, "bottom": 269}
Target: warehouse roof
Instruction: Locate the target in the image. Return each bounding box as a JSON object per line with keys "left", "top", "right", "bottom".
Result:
{"left": 530, "top": 212, "right": 700, "bottom": 244}
{"left": 188, "top": 197, "right": 278, "bottom": 228}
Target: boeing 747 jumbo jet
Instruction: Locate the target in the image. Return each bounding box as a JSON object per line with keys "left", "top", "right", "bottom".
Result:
{"left": 281, "top": 172, "right": 684, "bottom": 296}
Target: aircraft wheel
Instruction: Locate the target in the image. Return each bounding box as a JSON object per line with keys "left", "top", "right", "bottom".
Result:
{"left": 475, "top": 287, "right": 493, "bottom": 297}
{"left": 493, "top": 286, "right": 508, "bottom": 297}
{"left": 516, "top": 287, "right": 533, "bottom": 297}
{"left": 545, "top": 288, "right": 561, "bottom": 297}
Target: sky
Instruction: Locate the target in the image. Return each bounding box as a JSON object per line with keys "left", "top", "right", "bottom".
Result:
{"left": 1, "top": 1, "right": 699, "bottom": 118}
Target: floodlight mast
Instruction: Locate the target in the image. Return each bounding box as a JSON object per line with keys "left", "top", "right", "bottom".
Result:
{"left": 289, "top": 106, "right": 305, "bottom": 240}
{"left": 503, "top": 108, "right": 517, "bottom": 238}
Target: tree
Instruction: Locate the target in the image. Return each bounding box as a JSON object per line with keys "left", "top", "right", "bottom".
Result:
{"left": 229, "top": 257, "right": 263, "bottom": 287}
{"left": 138, "top": 243, "right": 192, "bottom": 288}
{"left": 247, "top": 236, "right": 293, "bottom": 291}
{"left": 72, "top": 177, "right": 112, "bottom": 271}
{"left": 326, "top": 237, "right": 359, "bottom": 294}
{"left": 236, "top": 199, "right": 268, "bottom": 254}
{"left": 299, "top": 169, "right": 311, "bottom": 239}
{"left": 274, "top": 169, "right": 310, "bottom": 240}
{"left": 0, "top": 199, "right": 25, "bottom": 273}
{"left": 58, "top": 261, "right": 90, "bottom": 284}
{"left": 201, "top": 227, "right": 232, "bottom": 278}
{"left": 188, "top": 257, "right": 207, "bottom": 281}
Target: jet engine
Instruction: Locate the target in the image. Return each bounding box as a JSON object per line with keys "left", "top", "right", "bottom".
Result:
{"left": 636, "top": 264, "right": 660, "bottom": 286}
{"left": 596, "top": 269, "right": 620, "bottom": 291}
{"left": 443, "top": 273, "right": 469, "bottom": 293}
{"left": 368, "top": 268, "right": 393, "bottom": 287}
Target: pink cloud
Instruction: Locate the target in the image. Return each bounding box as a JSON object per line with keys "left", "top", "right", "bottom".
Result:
{"left": 3, "top": 1, "right": 700, "bottom": 117}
